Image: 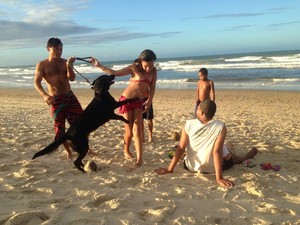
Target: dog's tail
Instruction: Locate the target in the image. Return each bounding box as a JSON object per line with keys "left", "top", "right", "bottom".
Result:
{"left": 32, "top": 134, "right": 70, "bottom": 160}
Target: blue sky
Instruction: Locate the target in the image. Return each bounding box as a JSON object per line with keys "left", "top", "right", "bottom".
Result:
{"left": 0, "top": 0, "right": 300, "bottom": 67}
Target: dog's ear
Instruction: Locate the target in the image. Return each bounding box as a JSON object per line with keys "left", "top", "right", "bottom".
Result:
{"left": 92, "top": 79, "right": 103, "bottom": 93}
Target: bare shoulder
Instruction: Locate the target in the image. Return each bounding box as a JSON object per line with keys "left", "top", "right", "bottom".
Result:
{"left": 37, "top": 59, "right": 47, "bottom": 66}
{"left": 130, "top": 63, "right": 138, "bottom": 71}
{"left": 35, "top": 59, "right": 48, "bottom": 71}
{"left": 60, "top": 58, "right": 67, "bottom": 63}
{"left": 208, "top": 79, "right": 215, "bottom": 86}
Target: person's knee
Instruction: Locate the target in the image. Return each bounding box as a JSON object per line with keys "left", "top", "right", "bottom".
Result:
{"left": 223, "top": 152, "right": 232, "bottom": 161}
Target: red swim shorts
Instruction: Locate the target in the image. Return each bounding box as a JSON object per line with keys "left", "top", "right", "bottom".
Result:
{"left": 118, "top": 95, "right": 144, "bottom": 114}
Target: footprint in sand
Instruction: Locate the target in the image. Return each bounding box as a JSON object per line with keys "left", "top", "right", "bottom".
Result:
{"left": 82, "top": 194, "right": 121, "bottom": 212}
{"left": 141, "top": 200, "right": 176, "bottom": 223}
{"left": 256, "top": 203, "right": 296, "bottom": 216}
{"left": 3, "top": 211, "right": 49, "bottom": 224}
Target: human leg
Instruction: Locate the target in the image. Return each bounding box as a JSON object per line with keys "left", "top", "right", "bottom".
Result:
{"left": 231, "top": 147, "right": 258, "bottom": 164}
{"left": 141, "top": 119, "right": 145, "bottom": 143}
{"left": 53, "top": 116, "right": 73, "bottom": 159}
{"left": 147, "top": 119, "right": 153, "bottom": 142}
{"left": 50, "top": 97, "right": 73, "bottom": 159}
{"left": 143, "top": 104, "right": 154, "bottom": 142}
{"left": 118, "top": 95, "right": 144, "bottom": 164}
{"left": 123, "top": 110, "right": 134, "bottom": 159}
{"left": 222, "top": 145, "right": 258, "bottom": 167}
{"left": 64, "top": 91, "right": 83, "bottom": 158}
{"left": 132, "top": 108, "right": 143, "bottom": 166}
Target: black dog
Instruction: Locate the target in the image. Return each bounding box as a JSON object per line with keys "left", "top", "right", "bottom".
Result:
{"left": 32, "top": 74, "right": 138, "bottom": 172}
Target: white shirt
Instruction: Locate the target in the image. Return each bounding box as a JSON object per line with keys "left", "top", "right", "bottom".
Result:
{"left": 184, "top": 119, "right": 226, "bottom": 173}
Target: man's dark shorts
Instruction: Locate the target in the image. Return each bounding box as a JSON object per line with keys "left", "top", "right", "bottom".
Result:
{"left": 222, "top": 157, "right": 234, "bottom": 170}
{"left": 183, "top": 157, "right": 234, "bottom": 171}
{"left": 143, "top": 104, "right": 154, "bottom": 120}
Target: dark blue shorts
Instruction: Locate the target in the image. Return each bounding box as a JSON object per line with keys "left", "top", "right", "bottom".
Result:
{"left": 143, "top": 104, "right": 154, "bottom": 120}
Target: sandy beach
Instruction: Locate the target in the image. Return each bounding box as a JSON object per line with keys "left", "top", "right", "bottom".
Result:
{"left": 0, "top": 87, "right": 299, "bottom": 225}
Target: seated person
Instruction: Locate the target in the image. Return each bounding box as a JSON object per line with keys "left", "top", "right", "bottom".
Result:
{"left": 155, "top": 99, "right": 258, "bottom": 187}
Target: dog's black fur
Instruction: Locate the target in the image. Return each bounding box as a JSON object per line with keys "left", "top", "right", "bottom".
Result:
{"left": 32, "top": 74, "right": 138, "bottom": 172}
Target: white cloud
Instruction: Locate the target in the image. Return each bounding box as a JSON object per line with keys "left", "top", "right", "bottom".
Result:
{"left": 0, "top": 0, "right": 90, "bottom": 23}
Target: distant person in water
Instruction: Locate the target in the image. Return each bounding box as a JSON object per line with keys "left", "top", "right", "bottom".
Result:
{"left": 34, "top": 37, "right": 83, "bottom": 159}
{"left": 194, "top": 68, "right": 215, "bottom": 117}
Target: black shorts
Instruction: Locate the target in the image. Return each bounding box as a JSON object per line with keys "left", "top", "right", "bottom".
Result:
{"left": 183, "top": 157, "right": 234, "bottom": 171}
{"left": 222, "top": 157, "right": 234, "bottom": 170}
{"left": 143, "top": 104, "right": 154, "bottom": 120}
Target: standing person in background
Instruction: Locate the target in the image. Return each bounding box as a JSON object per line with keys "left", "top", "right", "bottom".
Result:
{"left": 194, "top": 68, "right": 215, "bottom": 117}
{"left": 90, "top": 50, "right": 157, "bottom": 167}
{"left": 142, "top": 103, "right": 154, "bottom": 142}
{"left": 34, "top": 37, "right": 83, "bottom": 159}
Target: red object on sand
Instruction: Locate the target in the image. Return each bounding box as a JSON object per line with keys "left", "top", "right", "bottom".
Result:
{"left": 261, "top": 163, "right": 273, "bottom": 170}
{"left": 260, "top": 163, "right": 281, "bottom": 171}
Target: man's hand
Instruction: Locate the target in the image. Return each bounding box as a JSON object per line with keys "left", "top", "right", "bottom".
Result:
{"left": 216, "top": 178, "right": 235, "bottom": 187}
{"left": 142, "top": 100, "right": 151, "bottom": 112}
{"left": 90, "top": 57, "right": 101, "bottom": 67}
{"left": 154, "top": 167, "right": 172, "bottom": 175}
{"left": 67, "top": 56, "right": 75, "bottom": 65}
{"left": 43, "top": 94, "right": 54, "bottom": 106}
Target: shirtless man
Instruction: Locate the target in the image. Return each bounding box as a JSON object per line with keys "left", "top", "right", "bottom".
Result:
{"left": 155, "top": 100, "right": 258, "bottom": 187}
{"left": 34, "top": 37, "right": 83, "bottom": 159}
{"left": 194, "top": 68, "right": 215, "bottom": 117}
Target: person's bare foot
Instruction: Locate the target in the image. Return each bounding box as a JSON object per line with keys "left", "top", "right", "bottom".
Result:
{"left": 66, "top": 151, "right": 72, "bottom": 159}
{"left": 124, "top": 151, "right": 134, "bottom": 159}
{"left": 245, "top": 147, "right": 258, "bottom": 159}
{"left": 135, "top": 160, "right": 143, "bottom": 167}
{"left": 123, "top": 162, "right": 141, "bottom": 172}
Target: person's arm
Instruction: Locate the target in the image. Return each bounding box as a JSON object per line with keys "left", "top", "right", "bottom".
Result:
{"left": 66, "top": 57, "right": 76, "bottom": 81}
{"left": 213, "top": 125, "right": 235, "bottom": 187}
{"left": 34, "top": 62, "right": 53, "bottom": 105}
{"left": 210, "top": 81, "right": 215, "bottom": 101}
{"left": 154, "top": 127, "right": 189, "bottom": 174}
{"left": 143, "top": 69, "right": 157, "bottom": 112}
{"left": 91, "top": 57, "right": 132, "bottom": 76}
{"left": 195, "top": 81, "right": 200, "bottom": 102}
{"left": 149, "top": 68, "right": 157, "bottom": 103}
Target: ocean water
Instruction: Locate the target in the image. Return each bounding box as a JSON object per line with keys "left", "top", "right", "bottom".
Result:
{"left": 1, "top": 50, "right": 299, "bottom": 91}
